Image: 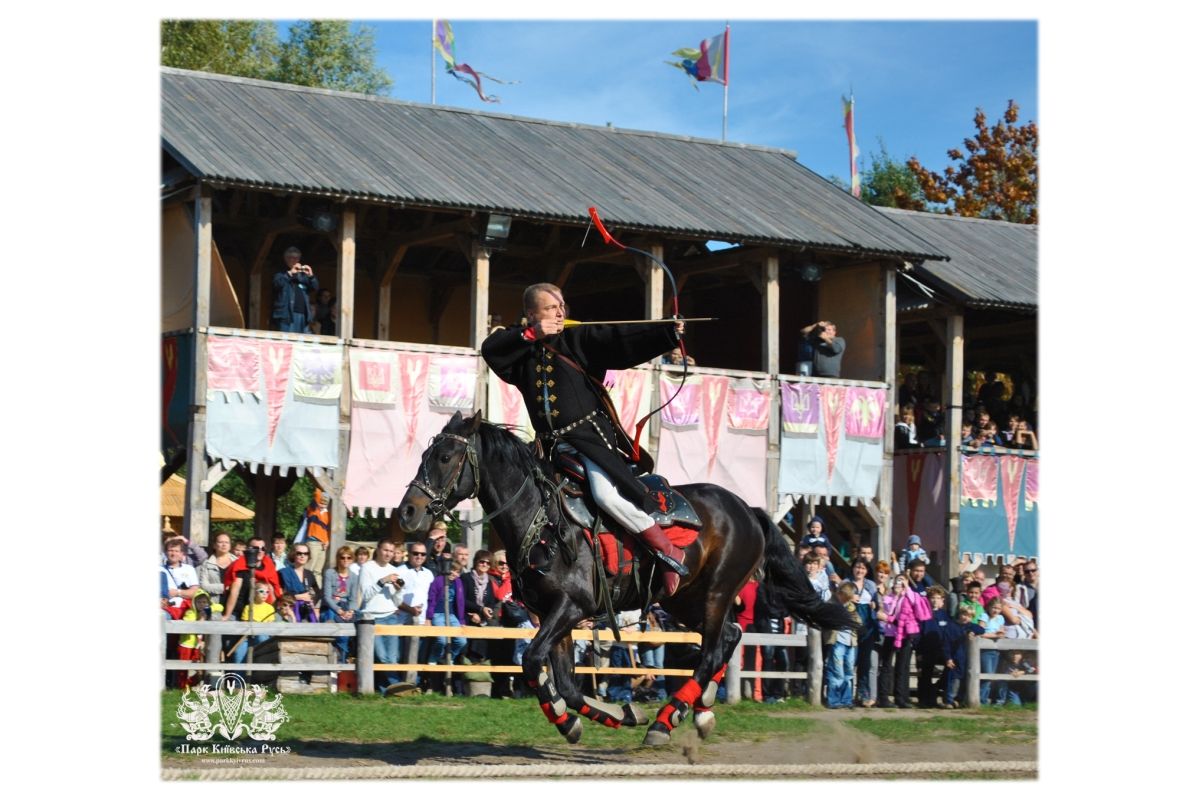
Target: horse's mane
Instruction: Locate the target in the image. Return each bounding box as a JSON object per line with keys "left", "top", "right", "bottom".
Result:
{"left": 473, "top": 421, "right": 541, "bottom": 474}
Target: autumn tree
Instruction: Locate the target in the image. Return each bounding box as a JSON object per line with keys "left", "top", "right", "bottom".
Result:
{"left": 861, "top": 141, "right": 927, "bottom": 210}
{"left": 161, "top": 19, "right": 392, "bottom": 96}
{"left": 904, "top": 100, "right": 1038, "bottom": 224}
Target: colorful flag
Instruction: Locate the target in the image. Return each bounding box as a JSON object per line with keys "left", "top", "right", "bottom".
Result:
{"left": 843, "top": 95, "right": 861, "bottom": 198}
{"left": 434, "top": 19, "right": 517, "bottom": 104}
{"left": 667, "top": 28, "right": 729, "bottom": 89}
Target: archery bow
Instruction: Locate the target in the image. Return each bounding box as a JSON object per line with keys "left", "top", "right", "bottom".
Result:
{"left": 586, "top": 206, "right": 691, "bottom": 460}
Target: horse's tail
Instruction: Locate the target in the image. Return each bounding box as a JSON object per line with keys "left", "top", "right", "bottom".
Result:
{"left": 753, "top": 507, "right": 859, "bottom": 631}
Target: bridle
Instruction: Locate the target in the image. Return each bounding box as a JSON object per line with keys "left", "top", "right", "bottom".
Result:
{"left": 406, "top": 432, "right": 481, "bottom": 520}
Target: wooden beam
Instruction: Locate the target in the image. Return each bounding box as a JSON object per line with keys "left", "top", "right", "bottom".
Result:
{"left": 554, "top": 261, "right": 575, "bottom": 289}
{"left": 638, "top": 244, "right": 664, "bottom": 321}
{"left": 672, "top": 245, "right": 775, "bottom": 274}
{"left": 926, "top": 318, "right": 947, "bottom": 347}
{"left": 761, "top": 254, "right": 779, "bottom": 375}
{"left": 944, "top": 312, "right": 965, "bottom": 580}
{"left": 201, "top": 461, "right": 233, "bottom": 493}
{"left": 377, "top": 244, "right": 409, "bottom": 341}
{"left": 470, "top": 242, "right": 491, "bottom": 349}
{"left": 878, "top": 267, "right": 897, "bottom": 561}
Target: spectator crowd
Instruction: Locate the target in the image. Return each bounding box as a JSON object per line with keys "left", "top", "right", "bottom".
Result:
{"left": 894, "top": 369, "right": 1038, "bottom": 452}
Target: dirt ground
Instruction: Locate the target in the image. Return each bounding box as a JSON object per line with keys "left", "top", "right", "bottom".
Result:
{"left": 162, "top": 706, "right": 1037, "bottom": 779}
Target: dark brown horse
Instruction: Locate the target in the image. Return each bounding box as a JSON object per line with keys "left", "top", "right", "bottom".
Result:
{"left": 398, "top": 411, "right": 856, "bottom": 746}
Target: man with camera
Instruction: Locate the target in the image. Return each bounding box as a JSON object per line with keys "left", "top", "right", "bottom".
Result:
{"left": 221, "top": 536, "right": 283, "bottom": 622}
{"left": 797, "top": 320, "right": 846, "bottom": 378}
{"left": 358, "top": 539, "right": 414, "bottom": 694}
{"left": 271, "top": 246, "right": 320, "bottom": 333}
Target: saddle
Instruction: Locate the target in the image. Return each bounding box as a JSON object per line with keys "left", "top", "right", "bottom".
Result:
{"left": 550, "top": 446, "right": 700, "bottom": 578}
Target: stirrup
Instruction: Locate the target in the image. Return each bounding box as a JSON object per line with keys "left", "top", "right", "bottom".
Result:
{"left": 655, "top": 549, "right": 689, "bottom": 577}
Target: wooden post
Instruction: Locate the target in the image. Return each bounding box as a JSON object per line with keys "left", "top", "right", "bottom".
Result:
{"left": 966, "top": 634, "right": 981, "bottom": 708}
{"left": 806, "top": 626, "right": 823, "bottom": 705}
{"left": 356, "top": 619, "right": 375, "bottom": 695}
{"left": 725, "top": 640, "right": 743, "bottom": 703}
{"left": 337, "top": 207, "right": 356, "bottom": 339}
{"left": 763, "top": 254, "right": 780, "bottom": 515}
{"left": 878, "top": 267, "right": 897, "bottom": 562}
{"left": 254, "top": 472, "right": 277, "bottom": 541}
{"left": 639, "top": 245, "right": 665, "bottom": 464}
{"left": 469, "top": 243, "right": 491, "bottom": 349}
{"left": 184, "top": 186, "right": 213, "bottom": 547}
{"left": 944, "top": 313, "right": 965, "bottom": 576}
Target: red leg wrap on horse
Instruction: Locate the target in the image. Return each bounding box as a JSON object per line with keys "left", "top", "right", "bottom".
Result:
{"left": 712, "top": 664, "right": 728, "bottom": 684}
{"left": 674, "top": 678, "right": 702, "bottom": 706}
{"left": 540, "top": 702, "right": 568, "bottom": 725}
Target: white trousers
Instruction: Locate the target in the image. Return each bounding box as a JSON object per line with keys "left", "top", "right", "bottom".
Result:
{"left": 579, "top": 454, "right": 655, "bottom": 533}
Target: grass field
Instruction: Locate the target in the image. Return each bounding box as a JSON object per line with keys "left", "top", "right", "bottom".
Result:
{"left": 161, "top": 690, "right": 1037, "bottom": 755}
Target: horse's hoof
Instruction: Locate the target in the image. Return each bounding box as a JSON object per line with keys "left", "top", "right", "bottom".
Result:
{"left": 622, "top": 703, "right": 649, "bottom": 727}
{"left": 694, "top": 709, "right": 716, "bottom": 739}
{"left": 701, "top": 680, "right": 720, "bottom": 708}
{"left": 642, "top": 722, "right": 672, "bottom": 747}
{"left": 558, "top": 715, "right": 583, "bottom": 744}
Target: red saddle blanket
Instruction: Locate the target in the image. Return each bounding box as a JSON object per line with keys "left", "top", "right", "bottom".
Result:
{"left": 585, "top": 526, "right": 699, "bottom": 578}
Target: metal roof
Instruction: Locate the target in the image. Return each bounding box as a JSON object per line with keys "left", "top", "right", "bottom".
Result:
{"left": 162, "top": 68, "right": 945, "bottom": 262}
{"left": 874, "top": 207, "right": 1037, "bottom": 310}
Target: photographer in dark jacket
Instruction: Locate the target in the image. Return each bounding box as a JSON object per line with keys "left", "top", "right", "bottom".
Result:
{"left": 754, "top": 578, "right": 792, "bottom": 703}
{"left": 221, "top": 536, "right": 283, "bottom": 621}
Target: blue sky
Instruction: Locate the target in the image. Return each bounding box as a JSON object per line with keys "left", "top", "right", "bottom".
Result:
{"left": 281, "top": 19, "right": 1037, "bottom": 187}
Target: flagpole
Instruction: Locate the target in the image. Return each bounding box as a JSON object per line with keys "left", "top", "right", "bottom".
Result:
{"left": 722, "top": 23, "right": 730, "bottom": 141}
{"left": 431, "top": 20, "right": 437, "bottom": 104}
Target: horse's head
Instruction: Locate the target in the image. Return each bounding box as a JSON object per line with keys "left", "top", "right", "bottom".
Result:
{"left": 397, "top": 410, "right": 483, "bottom": 533}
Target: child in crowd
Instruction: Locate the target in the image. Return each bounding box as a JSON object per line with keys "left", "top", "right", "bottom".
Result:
{"left": 978, "top": 598, "right": 1008, "bottom": 705}
{"left": 825, "top": 582, "right": 860, "bottom": 708}
{"left": 230, "top": 581, "right": 277, "bottom": 665}
{"left": 999, "top": 651, "right": 1037, "bottom": 706}
{"left": 942, "top": 603, "right": 984, "bottom": 707}
{"left": 897, "top": 534, "right": 929, "bottom": 573}
{"left": 916, "top": 586, "right": 952, "bottom": 708}
{"left": 959, "top": 581, "right": 986, "bottom": 624}
{"left": 178, "top": 590, "right": 222, "bottom": 690}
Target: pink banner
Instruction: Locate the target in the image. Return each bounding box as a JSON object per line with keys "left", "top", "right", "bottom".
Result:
{"left": 1024, "top": 459, "right": 1039, "bottom": 510}
{"left": 701, "top": 376, "right": 731, "bottom": 477}
{"left": 207, "top": 337, "right": 261, "bottom": 396}
{"left": 820, "top": 385, "right": 847, "bottom": 484}
{"left": 961, "top": 453, "right": 999, "bottom": 506}
{"left": 727, "top": 378, "right": 770, "bottom": 430}
{"left": 845, "top": 387, "right": 886, "bottom": 440}
{"left": 399, "top": 353, "right": 431, "bottom": 457}
{"left": 428, "top": 356, "right": 476, "bottom": 411}
{"left": 1000, "top": 456, "right": 1026, "bottom": 551}
{"left": 261, "top": 341, "right": 293, "bottom": 448}
{"left": 660, "top": 375, "right": 701, "bottom": 427}
{"left": 498, "top": 379, "right": 527, "bottom": 431}
{"left": 350, "top": 350, "right": 398, "bottom": 406}
{"left": 605, "top": 369, "right": 649, "bottom": 434}
{"left": 781, "top": 382, "right": 820, "bottom": 434}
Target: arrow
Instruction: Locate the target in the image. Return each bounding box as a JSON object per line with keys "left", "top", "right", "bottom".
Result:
{"left": 562, "top": 317, "right": 717, "bottom": 327}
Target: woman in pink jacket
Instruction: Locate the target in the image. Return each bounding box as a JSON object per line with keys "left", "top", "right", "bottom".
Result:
{"left": 876, "top": 576, "right": 931, "bottom": 707}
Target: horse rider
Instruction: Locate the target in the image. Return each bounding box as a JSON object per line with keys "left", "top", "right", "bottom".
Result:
{"left": 481, "top": 283, "right": 690, "bottom": 595}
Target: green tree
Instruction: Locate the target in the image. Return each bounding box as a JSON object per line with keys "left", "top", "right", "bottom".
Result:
{"left": 161, "top": 20, "right": 279, "bottom": 80}
{"left": 274, "top": 21, "right": 392, "bottom": 95}
{"left": 861, "top": 141, "right": 927, "bottom": 210}
{"left": 905, "top": 100, "right": 1038, "bottom": 224}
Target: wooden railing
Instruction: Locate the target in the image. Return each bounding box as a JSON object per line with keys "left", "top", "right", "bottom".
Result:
{"left": 162, "top": 620, "right": 1036, "bottom": 708}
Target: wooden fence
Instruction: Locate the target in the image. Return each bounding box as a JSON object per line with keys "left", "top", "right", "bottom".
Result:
{"left": 162, "top": 620, "right": 1036, "bottom": 708}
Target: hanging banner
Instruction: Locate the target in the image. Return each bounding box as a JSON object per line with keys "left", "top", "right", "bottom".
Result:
{"left": 292, "top": 344, "right": 343, "bottom": 403}
{"left": 728, "top": 378, "right": 771, "bottom": 431}
{"left": 349, "top": 350, "right": 399, "bottom": 406}
{"left": 891, "top": 450, "right": 946, "bottom": 557}
{"left": 1024, "top": 459, "right": 1039, "bottom": 511}
{"left": 604, "top": 368, "right": 652, "bottom": 435}
{"left": 660, "top": 374, "right": 701, "bottom": 428}
{"left": 781, "top": 382, "right": 820, "bottom": 435}
{"left": 657, "top": 374, "right": 765, "bottom": 507}
{"left": 344, "top": 349, "right": 477, "bottom": 516}
{"left": 845, "top": 387, "right": 886, "bottom": 440}
{"left": 961, "top": 453, "right": 999, "bottom": 506}
{"left": 428, "top": 355, "right": 477, "bottom": 411}
{"left": 777, "top": 380, "right": 883, "bottom": 502}
{"left": 1000, "top": 456, "right": 1026, "bottom": 551}
{"left": 205, "top": 334, "right": 339, "bottom": 470}
{"left": 207, "top": 336, "right": 261, "bottom": 400}
{"left": 486, "top": 371, "right": 534, "bottom": 442}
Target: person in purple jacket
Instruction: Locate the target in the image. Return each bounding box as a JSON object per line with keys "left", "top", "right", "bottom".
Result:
{"left": 426, "top": 562, "right": 467, "bottom": 672}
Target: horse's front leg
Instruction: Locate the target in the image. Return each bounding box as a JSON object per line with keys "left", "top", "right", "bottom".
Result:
{"left": 644, "top": 605, "right": 736, "bottom": 746}
{"left": 521, "top": 603, "right": 586, "bottom": 744}
{"left": 550, "top": 636, "right": 648, "bottom": 730}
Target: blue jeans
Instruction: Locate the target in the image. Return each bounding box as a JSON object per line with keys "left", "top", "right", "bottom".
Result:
{"left": 231, "top": 634, "right": 270, "bottom": 664}
{"left": 979, "top": 648, "right": 1006, "bottom": 704}
{"left": 513, "top": 620, "right": 534, "bottom": 666}
{"left": 374, "top": 612, "right": 403, "bottom": 691}
{"left": 826, "top": 642, "right": 857, "bottom": 708}
{"left": 856, "top": 642, "right": 878, "bottom": 703}
{"left": 321, "top": 607, "right": 354, "bottom": 662}
{"left": 428, "top": 613, "right": 466, "bottom": 665}
{"left": 274, "top": 311, "right": 309, "bottom": 333}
